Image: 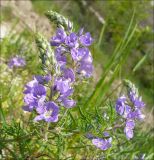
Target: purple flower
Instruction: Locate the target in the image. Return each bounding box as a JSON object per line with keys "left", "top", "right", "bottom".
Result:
{"left": 115, "top": 96, "right": 127, "bottom": 116}
{"left": 71, "top": 47, "right": 93, "bottom": 77}
{"left": 35, "top": 75, "right": 51, "bottom": 84}
{"left": 127, "top": 109, "right": 145, "bottom": 120}
{"left": 123, "top": 105, "right": 132, "bottom": 118}
{"left": 92, "top": 137, "right": 112, "bottom": 150}
{"left": 25, "top": 82, "right": 46, "bottom": 98}
{"left": 65, "top": 32, "right": 78, "bottom": 48}
{"left": 124, "top": 127, "right": 134, "bottom": 140}
{"left": 63, "top": 68, "right": 75, "bottom": 82}
{"left": 103, "top": 132, "right": 110, "bottom": 137}
{"left": 115, "top": 96, "right": 126, "bottom": 113}
{"left": 50, "top": 28, "right": 66, "bottom": 46}
{"left": 24, "top": 93, "right": 37, "bottom": 107}
{"left": 124, "top": 119, "right": 135, "bottom": 140}
{"left": 54, "top": 78, "right": 70, "bottom": 94}
{"left": 22, "top": 105, "right": 34, "bottom": 112}
{"left": 34, "top": 101, "right": 59, "bottom": 122}
{"left": 62, "top": 98, "right": 76, "bottom": 108}
{"left": 126, "top": 119, "right": 135, "bottom": 129}
{"left": 79, "top": 32, "right": 93, "bottom": 46}
{"left": 23, "top": 79, "right": 38, "bottom": 94}
{"left": 32, "top": 84, "right": 46, "bottom": 97}
{"left": 78, "top": 62, "right": 93, "bottom": 77}
{"left": 59, "top": 89, "right": 74, "bottom": 100}
{"left": 134, "top": 109, "right": 145, "bottom": 120}
{"left": 24, "top": 79, "right": 46, "bottom": 96}
{"left": 23, "top": 95, "right": 45, "bottom": 112}
{"left": 71, "top": 47, "right": 88, "bottom": 62}
{"left": 55, "top": 47, "right": 67, "bottom": 68}
{"left": 129, "top": 91, "right": 145, "bottom": 108}
{"left": 23, "top": 79, "right": 46, "bottom": 112}
{"left": 81, "top": 49, "right": 93, "bottom": 64}
{"left": 134, "top": 98, "right": 145, "bottom": 109}
{"left": 8, "top": 56, "right": 26, "bottom": 68}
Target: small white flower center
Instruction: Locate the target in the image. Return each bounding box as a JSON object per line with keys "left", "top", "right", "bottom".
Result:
{"left": 44, "top": 110, "right": 53, "bottom": 118}
{"left": 97, "top": 141, "right": 103, "bottom": 147}
{"left": 81, "top": 70, "right": 86, "bottom": 76}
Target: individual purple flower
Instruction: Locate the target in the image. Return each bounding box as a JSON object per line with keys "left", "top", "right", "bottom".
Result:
{"left": 54, "top": 78, "right": 70, "bottom": 94}
{"left": 125, "top": 119, "right": 135, "bottom": 129}
{"left": 123, "top": 105, "right": 132, "bottom": 118}
{"left": 124, "top": 119, "right": 135, "bottom": 140}
{"left": 129, "top": 91, "right": 145, "bottom": 108}
{"left": 62, "top": 98, "right": 76, "bottom": 108}
{"left": 23, "top": 94, "right": 45, "bottom": 112}
{"left": 8, "top": 56, "right": 26, "bottom": 68}
{"left": 24, "top": 94, "right": 37, "bottom": 106}
{"left": 103, "top": 132, "right": 110, "bottom": 138}
{"left": 23, "top": 79, "right": 38, "bottom": 94}
{"left": 32, "top": 84, "right": 46, "bottom": 98}
{"left": 59, "top": 89, "right": 74, "bottom": 100}
{"left": 78, "top": 62, "right": 93, "bottom": 78}
{"left": 134, "top": 109, "right": 145, "bottom": 120}
{"left": 134, "top": 99, "right": 145, "bottom": 108}
{"left": 23, "top": 94, "right": 37, "bottom": 111}
{"left": 124, "top": 127, "right": 134, "bottom": 140}
{"left": 71, "top": 47, "right": 88, "bottom": 62}
{"left": 92, "top": 137, "right": 112, "bottom": 150}
{"left": 127, "top": 109, "right": 145, "bottom": 120}
{"left": 23, "top": 79, "right": 46, "bottom": 112}
{"left": 24, "top": 82, "right": 46, "bottom": 98}
{"left": 65, "top": 32, "right": 78, "bottom": 48}
{"left": 35, "top": 74, "right": 51, "bottom": 84}
{"left": 79, "top": 32, "right": 93, "bottom": 46}
{"left": 115, "top": 96, "right": 127, "bottom": 116}
{"left": 34, "top": 101, "right": 59, "bottom": 122}
{"left": 63, "top": 68, "right": 75, "bottom": 82}
{"left": 50, "top": 28, "right": 66, "bottom": 46}
{"left": 55, "top": 47, "right": 67, "bottom": 68}
{"left": 81, "top": 49, "right": 93, "bottom": 64}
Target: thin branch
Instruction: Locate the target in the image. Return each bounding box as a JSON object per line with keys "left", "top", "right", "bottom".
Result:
{"left": 80, "top": 0, "right": 105, "bottom": 25}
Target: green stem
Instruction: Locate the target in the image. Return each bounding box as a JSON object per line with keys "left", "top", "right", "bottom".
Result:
{"left": 78, "top": 105, "right": 86, "bottom": 119}
{"left": 44, "top": 123, "right": 50, "bottom": 141}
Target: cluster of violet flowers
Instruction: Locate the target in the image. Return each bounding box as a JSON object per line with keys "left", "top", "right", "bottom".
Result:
{"left": 115, "top": 81, "right": 145, "bottom": 140}
{"left": 51, "top": 27, "right": 93, "bottom": 78}
{"left": 22, "top": 25, "right": 94, "bottom": 123}
{"left": 91, "top": 80, "right": 145, "bottom": 151}
{"left": 8, "top": 55, "right": 26, "bottom": 69}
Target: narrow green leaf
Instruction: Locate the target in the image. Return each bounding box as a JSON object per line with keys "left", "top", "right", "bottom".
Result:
{"left": 133, "top": 49, "right": 152, "bottom": 72}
